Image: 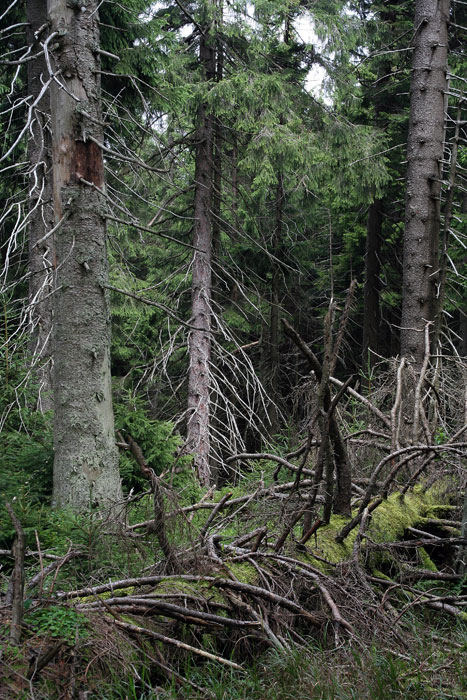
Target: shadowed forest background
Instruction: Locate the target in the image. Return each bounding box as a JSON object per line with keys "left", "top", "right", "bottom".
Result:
{"left": 0, "top": 0, "right": 466, "bottom": 697}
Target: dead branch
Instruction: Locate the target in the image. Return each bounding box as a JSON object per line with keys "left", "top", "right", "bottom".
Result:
{"left": 200, "top": 492, "right": 232, "bottom": 541}
{"left": 232, "top": 527, "right": 268, "bottom": 549}
{"left": 127, "top": 479, "right": 323, "bottom": 531}
{"left": 124, "top": 432, "right": 178, "bottom": 572}
{"left": 366, "top": 536, "right": 467, "bottom": 550}
{"left": 329, "top": 377, "right": 391, "bottom": 430}
{"left": 335, "top": 443, "right": 466, "bottom": 544}
{"left": 335, "top": 498, "right": 382, "bottom": 545}
{"left": 26, "top": 550, "right": 84, "bottom": 592}
{"left": 27, "top": 641, "right": 64, "bottom": 680}
{"left": 79, "top": 597, "right": 260, "bottom": 630}
{"left": 226, "top": 452, "right": 314, "bottom": 478}
{"left": 281, "top": 317, "right": 352, "bottom": 516}
{"left": 412, "top": 324, "right": 431, "bottom": 443}
{"left": 351, "top": 507, "right": 371, "bottom": 564}
{"left": 328, "top": 279, "right": 356, "bottom": 378}
{"left": 391, "top": 358, "right": 405, "bottom": 451}
{"left": 5, "top": 502, "right": 25, "bottom": 645}
{"left": 113, "top": 619, "right": 244, "bottom": 670}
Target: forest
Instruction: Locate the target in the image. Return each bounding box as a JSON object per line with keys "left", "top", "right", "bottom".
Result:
{"left": 0, "top": 0, "right": 466, "bottom": 697}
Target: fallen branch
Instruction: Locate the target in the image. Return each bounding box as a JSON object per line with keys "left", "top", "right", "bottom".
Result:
{"left": 335, "top": 443, "right": 466, "bottom": 544}
{"left": 113, "top": 619, "right": 244, "bottom": 670}
{"left": 79, "top": 597, "right": 260, "bottom": 629}
{"left": 366, "top": 536, "right": 467, "bottom": 550}
{"left": 27, "top": 642, "right": 64, "bottom": 680}
{"left": 26, "top": 551, "right": 84, "bottom": 592}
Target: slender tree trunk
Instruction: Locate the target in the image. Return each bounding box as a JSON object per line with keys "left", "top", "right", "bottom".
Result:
{"left": 362, "top": 199, "right": 383, "bottom": 367}
{"left": 27, "top": 0, "right": 54, "bottom": 412}
{"left": 48, "top": 0, "right": 122, "bottom": 510}
{"left": 268, "top": 174, "right": 284, "bottom": 435}
{"left": 400, "top": 0, "right": 450, "bottom": 365}
{"left": 186, "top": 28, "right": 215, "bottom": 487}
{"left": 461, "top": 193, "right": 467, "bottom": 358}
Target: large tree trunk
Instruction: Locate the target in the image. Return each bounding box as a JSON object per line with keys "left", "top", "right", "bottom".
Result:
{"left": 27, "top": 0, "right": 54, "bottom": 412}
{"left": 362, "top": 199, "right": 383, "bottom": 367}
{"left": 400, "top": 0, "right": 450, "bottom": 365}
{"left": 47, "top": 0, "right": 122, "bottom": 510}
{"left": 186, "top": 29, "right": 215, "bottom": 488}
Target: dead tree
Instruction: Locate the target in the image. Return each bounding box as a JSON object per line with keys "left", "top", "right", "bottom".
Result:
{"left": 186, "top": 12, "right": 216, "bottom": 487}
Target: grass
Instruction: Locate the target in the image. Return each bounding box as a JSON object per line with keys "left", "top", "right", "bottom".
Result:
{"left": 94, "top": 613, "right": 466, "bottom": 700}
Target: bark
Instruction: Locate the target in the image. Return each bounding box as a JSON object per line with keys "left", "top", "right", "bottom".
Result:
{"left": 268, "top": 174, "right": 284, "bottom": 435}
{"left": 27, "top": 0, "right": 54, "bottom": 412}
{"left": 362, "top": 199, "right": 383, "bottom": 366}
{"left": 433, "top": 105, "right": 461, "bottom": 350}
{"left": 186, "top": 27, "right": 215, "bottom": 487}
{"left": 48, "top": 0, "right": 122, "bottom": 510}
{"left": 400, "top": 0, "right": 450, "bottom": 365}
{"left": 457, "top": 192, "right": 467, "bottom": 358}
{"left": 6, "top": 503, "right": 25, "bottom": 645}
{"left": 458, "top": 483, "right": 467, "bottom": 575}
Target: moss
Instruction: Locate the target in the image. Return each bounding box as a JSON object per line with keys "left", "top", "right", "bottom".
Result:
{"left": 417, "top": 547, "right": 437, "bottom": 572}
{"left": 228, "top": 562, "right": 258, "bottom": 584}
{"left": 290, "top": 488, "right": 443, "bottom": 571}
{"left": 369, "top": 491, "right": 435, "bottom": 542}
{"left": 424, "top": 504, "right": 457, "bottom": 517}
{"left": 372, "top": 570, "right": 393, "bottom": 581}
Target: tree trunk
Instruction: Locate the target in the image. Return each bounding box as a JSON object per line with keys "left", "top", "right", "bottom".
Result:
{"left": 27, "top": 0, "right": 54, "bottom": 412}
{"left": 268, "top": 174, "right": 284, "bottom": 435}
{"left": 433, "top": 105, "right": 461, "bottom": 351}
{"left": 48, "top": 0, "right": 122, "bottom": 510}
{"left": 400, "top": 0, "right": 450, "bottom": 365}
{"left": 362, "top": 198, "right": 383, "bottom": 367}
{"left": 186, "top": 28, "right": 215, "bottom": 488}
